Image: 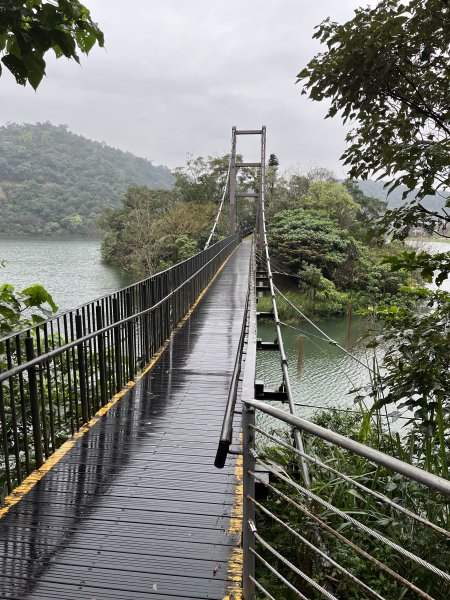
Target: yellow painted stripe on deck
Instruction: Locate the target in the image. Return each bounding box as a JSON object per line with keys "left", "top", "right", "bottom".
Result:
{"left": 0, "top": 245, "right": 239, "bottom": 519}
{"left": 224, "top": 433, "right": 243, "bottom": 600}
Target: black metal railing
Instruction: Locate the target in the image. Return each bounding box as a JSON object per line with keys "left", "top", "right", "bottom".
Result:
{"left": 0, "top": 234, "right": 240, "bottom": 501}
{"left": 214, "top": 242, "right": 253, "bottom": 469}
{"left": 218, "top": 253, "right": 450, "bottom": 599}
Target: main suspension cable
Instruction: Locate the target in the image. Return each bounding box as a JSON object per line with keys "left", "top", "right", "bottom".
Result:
{"left": 256, "top": 127, "right": 311, "bottom": 487}
{"left": 274, "top": 284, "right": 373, "bottom": 373}
{"left": 204, "top": 155, "right": 232, "bottom": 250}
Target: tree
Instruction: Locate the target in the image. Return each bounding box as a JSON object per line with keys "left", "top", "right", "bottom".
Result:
{"left": 268, "top": 153, "right": 279, "bottom": 168}
{"left": 100, "top": 185, "right": 225, "bottom": 278}
{"left": 298, "top": 0, "right": 450, "bottom": 281}
{"left": 299, "top": 0, "right": 449, "bottom": 200}
{"left": 173, "top": 155, "right": 230, "bottom": 205}
{"left": 100, "top": 187, "right": 180, "bottom": 276}
{"left": 298, "top": 0, "right": 450, "bottom": 451}
{"left": 300, "top": 182, "right": 361, "bottom": 230}
{"left": 173, "top": 154, "right": 258, "bottom": 205}
{"left": 0, "top": 0, "right": 104, "bottom": 89}
{"left": 267, "top": 154, "right": 279, "bottom": 206}
{"left": 344, "top": 180, "right": 387, "bottom": 223}
{"left": 269, "top": 207, "right": 359, "bottom": 287}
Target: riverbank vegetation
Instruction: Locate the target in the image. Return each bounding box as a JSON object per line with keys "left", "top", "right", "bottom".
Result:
{"left": 101, "top": 153, "right": 412, "bottom": 315}
{"left": 100, "top": 154, "right": 259, "bottom": 278}
{"left": 255, "top": 409, "right": 450, "bottom": 600}
{"left": 260, "top": 172, "right": 411, "bottom": 318}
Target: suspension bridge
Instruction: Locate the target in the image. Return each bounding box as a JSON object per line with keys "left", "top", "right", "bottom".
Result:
{"left": 0, "top": 128, "right": 449, "bottom": 600}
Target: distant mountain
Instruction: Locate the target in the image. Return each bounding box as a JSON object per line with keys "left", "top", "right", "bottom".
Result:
{"left": 356, "top": 179, "right": 447, "bottom": 213}
{"left": 0, "top": 122, "right": 174, "bottom": 235}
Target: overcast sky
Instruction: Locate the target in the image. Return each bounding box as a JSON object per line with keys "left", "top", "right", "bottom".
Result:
{"left": 0, "top": 1, "right": 368, "bottom": 176}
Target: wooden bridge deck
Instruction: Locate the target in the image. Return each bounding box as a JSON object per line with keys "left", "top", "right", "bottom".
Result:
{"left": 0, "top": 240, "right": 251, "bottom": 600}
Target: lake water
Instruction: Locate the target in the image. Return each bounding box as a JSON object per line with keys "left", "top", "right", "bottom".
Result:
{"left": 257, "top": 240, "right": 450, "bottom": 425}
{"left": 256, "top": 316, "right": 375, "bottom": 421}
{"left": 1, "top": 237, "right": 448, "bottom": 424}
{"left": 0, "top": 237, "right": 128, "bottom": 313}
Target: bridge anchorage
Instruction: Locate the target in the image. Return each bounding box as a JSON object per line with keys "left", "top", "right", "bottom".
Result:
{"left": 0, "top": 127, "right": 449, "bottom": 600}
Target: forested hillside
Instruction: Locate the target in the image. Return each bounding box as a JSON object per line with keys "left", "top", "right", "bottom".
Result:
{"left": 356, "top": 179, "right": 447, "bottom": 212}
{"left": 0, "top": 122, "right": 174, "bottom": 235}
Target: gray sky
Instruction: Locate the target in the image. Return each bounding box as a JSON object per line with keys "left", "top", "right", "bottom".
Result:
{"left": 0, "top": 1, "right": 366, "bottom": 175}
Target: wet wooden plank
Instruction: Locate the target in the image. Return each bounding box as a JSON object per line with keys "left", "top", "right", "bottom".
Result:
{"left": 0, "top": 241, "right": 250, "bottom": 600}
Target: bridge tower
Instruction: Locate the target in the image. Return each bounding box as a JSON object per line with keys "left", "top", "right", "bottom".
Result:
{"left": 228, "top": 126, "right": 266, "bottom": 254}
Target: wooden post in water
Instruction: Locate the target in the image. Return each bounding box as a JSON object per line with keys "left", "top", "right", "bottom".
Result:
{"left": 346, "top": 299, "right": 353, "bottom": 351}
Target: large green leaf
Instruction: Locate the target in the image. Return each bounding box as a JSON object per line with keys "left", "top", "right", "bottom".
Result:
{"left": 21, "top": 284, "right": 58, "bottom": 312}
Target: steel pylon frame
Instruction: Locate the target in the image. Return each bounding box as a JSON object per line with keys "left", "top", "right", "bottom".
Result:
{"left": 228, "top": 126, "right": 266, "bottom": 254}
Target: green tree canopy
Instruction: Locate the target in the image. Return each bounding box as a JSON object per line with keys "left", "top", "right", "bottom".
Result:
{"left": 100, "top": 185, "right": 226, "bottom": 278}
{"left": 299, "top": 0, "right": 450, "bottom": 202}
{"left": 0, "top": 0, "right": 104, "bottom": 89}
{"left": 268, "top": 153, "right": 279, "bottom": 168}
{"left": 269, "top": 207, "right": 360, "bottom": 288}
{"left": 298, "top": 0, "right": 450, "bottom": 441}
{"left": 173, "top": 154, "right": 258, "bottom": 205}
{"left": 300, "top": 181, "right": 361, "bottom": 230}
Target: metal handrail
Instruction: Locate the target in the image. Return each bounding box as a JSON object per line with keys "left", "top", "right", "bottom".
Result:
{"left": 214, "top": 243, "right": 253, "bottom": 468}
{"left": 246, "top": 399, "right": 450, "bottom": 496}
{"left": 0, "top": 234, "right": 241, "bottom": 497}
{"left": 0, "top": 235, "right": 239, "bottom": 384}
{"left": 256, "top": 128, "right": 311, "bottom": 486}
{"left": 0, "top": 235, "right": 237, "bottom": 344}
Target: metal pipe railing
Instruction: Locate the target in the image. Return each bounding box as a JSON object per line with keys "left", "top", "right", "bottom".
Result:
{"left": 0, "top": 234, "right": 240, "bottom": 499}
{"left": 0, "top": 236, "right": 239, "bottom": 384}
{"left": 214, "top": 243, "right": 253, "bottom": 468}
{"left": 246, "top": 398, "right": 450, "bottom": 496}
{"left": 242, "top": 395, "right": 450, "bottom": 599}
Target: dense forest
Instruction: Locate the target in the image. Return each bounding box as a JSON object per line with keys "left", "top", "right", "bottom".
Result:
{"left": 0, "top": 122, "right": 174, "bottom": 235}
{"left": 1, "top": 120, "right": 443, "bottom": 240}
{"left": 102, "top": 157, "right": 409, "bottom": 316}
{"left": 101, "top": 155, "right": 258, "bottom": 277}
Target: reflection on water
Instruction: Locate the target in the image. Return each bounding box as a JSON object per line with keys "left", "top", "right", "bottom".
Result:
{"left": 256, "top": 316, "right": 376, "bottom": 422}
{"left": 257, "top": 241, "right": 450, "bottom": 428}
{"left": 0, "top": 237, "right": 128, "bottom": 313}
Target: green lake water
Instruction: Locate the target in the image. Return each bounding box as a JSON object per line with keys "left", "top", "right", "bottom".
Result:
{"left": 0, "top": 237, "right": 128, "bottom": 313}
{"left": 257, "top": 317, "right": 375, "bottom": 422}
{"left": 1, "top": 237, "right": 447, "bottom": 426}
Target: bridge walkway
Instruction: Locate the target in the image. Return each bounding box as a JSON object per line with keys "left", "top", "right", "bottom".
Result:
{"left": 0, "top": 240, "right": 251, "bottom": 600}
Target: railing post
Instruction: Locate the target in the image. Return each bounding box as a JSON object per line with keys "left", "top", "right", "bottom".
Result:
{"left": 25, "top": 337, "right": 44, "bottom": 469}
{"left": 0, "top": 384, "right": 12, "bottom": 492}
{"left": 75, "top": 315, "right": 89, "bottom": 423}
{"left": 142, "top": 282, "right": 150, "bottom": 363}
{"left": 112, "top": 298, "right": 123, "bottom": 392}
{"left": 169, "top": 269, "right": 174, "bottom": 331}
{"left": 243, "top": 402, "right": 256, "bottom": 600}
{"left": 150, "top": 280, "right": 156, "bottom": 357}
{"left": 229, "top": 126, "right": 237, "bottom": 235}
{"left": 126, "top": 292, "right": 135, "bottom": 380}
{"left": 95, "top": 305, "right": 108, "bottom": 407}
